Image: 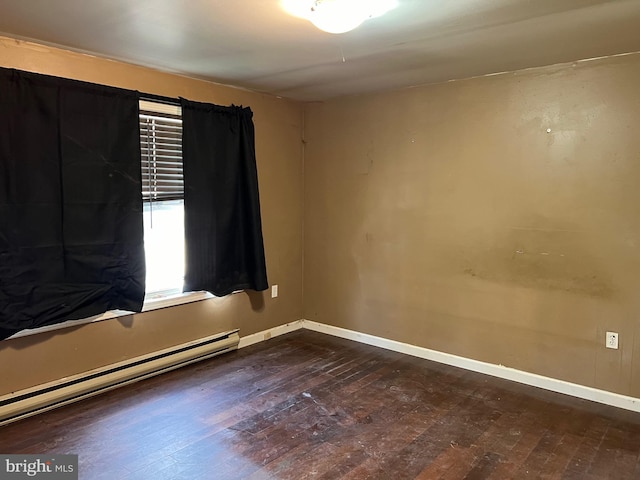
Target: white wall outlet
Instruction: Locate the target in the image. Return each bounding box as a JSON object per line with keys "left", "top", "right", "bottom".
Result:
{"left": 271, "top": 284, "right": 278, "bottom": 298}
{"left": 605, "top": 331, "right": 618, "bottom": 349}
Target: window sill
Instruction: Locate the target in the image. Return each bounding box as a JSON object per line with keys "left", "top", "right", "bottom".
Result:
{"left": 142, "top": 290, "right": 214, "bottom": 312}
{"left": 6, "top": 291, "right": 215, "bottom": 340}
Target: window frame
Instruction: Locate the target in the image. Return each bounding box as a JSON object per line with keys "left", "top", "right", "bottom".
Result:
{"left": 139, "top": 100, "right": 186, "bottom": 298}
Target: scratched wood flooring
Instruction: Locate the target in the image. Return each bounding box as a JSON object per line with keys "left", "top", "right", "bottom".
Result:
{"left": 1, "top": 330, "right": 640, "bottom": 479}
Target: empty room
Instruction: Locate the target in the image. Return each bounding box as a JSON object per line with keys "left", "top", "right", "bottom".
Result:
{"left": 2, "top": 1, "right": 640, "bottom": 478}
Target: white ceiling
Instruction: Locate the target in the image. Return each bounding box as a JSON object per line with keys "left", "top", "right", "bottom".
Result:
{"left": 0, "top": 0, "right": 639, "bottom": 101}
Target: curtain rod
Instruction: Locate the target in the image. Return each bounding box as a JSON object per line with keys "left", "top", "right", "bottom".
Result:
{"left": 140, "top": 92, "right": 180, "bottom": 106}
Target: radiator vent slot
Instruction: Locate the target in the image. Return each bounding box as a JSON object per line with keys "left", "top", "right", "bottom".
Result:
{"left": 0, "top": 329, "right": 239, "bottom": 426}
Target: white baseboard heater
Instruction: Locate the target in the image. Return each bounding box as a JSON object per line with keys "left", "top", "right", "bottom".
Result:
{"left": 0, "top": 329, "right": 240, "bottom": 426}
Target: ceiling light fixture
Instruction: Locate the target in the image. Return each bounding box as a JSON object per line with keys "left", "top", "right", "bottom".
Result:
{"left": 281, "top": 0, "right": 397, "bottom": 34}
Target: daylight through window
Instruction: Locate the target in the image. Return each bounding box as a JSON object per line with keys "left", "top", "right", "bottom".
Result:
{"left": 139, "top": 100, "right": 184, "bottom": 296}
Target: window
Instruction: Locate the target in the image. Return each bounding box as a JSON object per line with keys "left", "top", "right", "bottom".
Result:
{"left": 1, "top": 69, "right": 267, "bottom": 339}
{"left": 139, "top": 100, "right": 184, "bottom": 297}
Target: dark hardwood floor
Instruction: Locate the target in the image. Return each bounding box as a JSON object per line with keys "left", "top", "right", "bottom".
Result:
{"left": 1, "top": 330, "right": 640, "bottom": 479}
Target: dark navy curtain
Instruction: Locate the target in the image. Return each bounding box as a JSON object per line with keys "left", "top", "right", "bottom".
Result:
{"left": 0, "top": 68, "right": 145, "bottom": 339}
{"left": 180, "top": 99, "right": 268, "bottom": 296}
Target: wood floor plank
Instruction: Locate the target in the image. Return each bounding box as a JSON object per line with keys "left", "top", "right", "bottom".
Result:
{"left": 1, "top": 330, "right": 640, "bottom": 479}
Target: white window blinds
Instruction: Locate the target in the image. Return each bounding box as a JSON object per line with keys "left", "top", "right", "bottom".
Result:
{"left": 140, "top": 106, "right": 183, "bottom": 201}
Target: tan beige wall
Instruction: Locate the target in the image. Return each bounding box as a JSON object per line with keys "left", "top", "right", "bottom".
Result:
{"left": 0, "top": 36, "right": 304, "bottom": 394}
{"left": 304, "top": 53, "right": 640, "bottom": 397}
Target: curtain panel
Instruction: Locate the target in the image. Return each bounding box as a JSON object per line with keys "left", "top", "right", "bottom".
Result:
{"left": 180, "top": 99, "right": 268, "bottom": 296}
{"left": 0, "top": 68, "right": 145, "bottom": 339}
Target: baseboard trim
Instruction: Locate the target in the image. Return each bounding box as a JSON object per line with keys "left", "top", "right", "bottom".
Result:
{"left": 300, "top": 319, "right": 640, "bottom": 413}
{"left": 238, "top": 320, "right": 303, "bottom": 349}
{"left": 237, "top": 318, "right": 640, "bottom": 413}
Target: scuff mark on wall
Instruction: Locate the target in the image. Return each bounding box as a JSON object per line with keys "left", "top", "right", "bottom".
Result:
{"left": 459, "top": 216, "right": 615, "bottom": 298}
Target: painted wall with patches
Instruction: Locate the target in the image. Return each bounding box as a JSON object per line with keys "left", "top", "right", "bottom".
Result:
{"left": 303, "top": 53, "right": 640, "bottom": 397}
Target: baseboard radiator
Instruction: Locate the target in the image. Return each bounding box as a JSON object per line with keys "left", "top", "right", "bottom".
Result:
{"left": 0, "top": 329, "right": 240, "bottom": 426}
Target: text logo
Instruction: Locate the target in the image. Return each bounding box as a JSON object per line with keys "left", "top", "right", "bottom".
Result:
{"left": 0, "top": 455, "right": 77, "bottom": 479}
